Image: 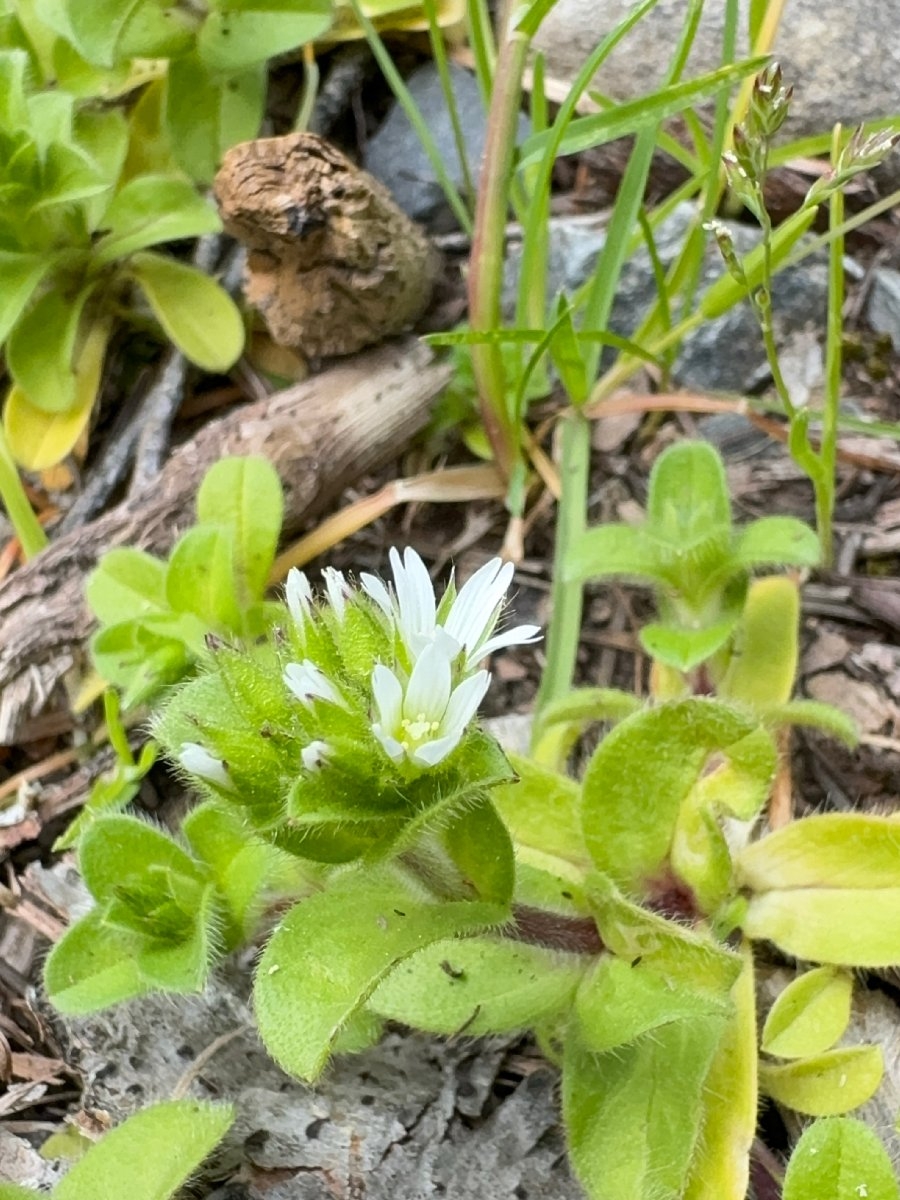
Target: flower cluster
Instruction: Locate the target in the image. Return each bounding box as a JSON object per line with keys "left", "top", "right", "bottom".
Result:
{"left": 296, "top": 548, "right": 539, "bottom": 769}
{"left": 176, "top": 547, "right": 539, "bottom": 782}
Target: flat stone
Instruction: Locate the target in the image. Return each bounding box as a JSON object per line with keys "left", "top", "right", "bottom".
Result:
{"left": 868, "top": 267, "right": 900, "bottom": 352}
{"left": 533, "top": 0, "right": 900, "bottom": 192}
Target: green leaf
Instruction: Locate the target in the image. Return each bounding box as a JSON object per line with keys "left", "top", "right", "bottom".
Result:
{"left": 742, "top": 887, "right": 900, "bottom": 967}
{"left": 738, "top": 814, "right": 900, "bottom": 891}
{"left": 65, "top": 0, "right": 194, "bottom": 67}
{"left": 764, "top": 700, "right": 858, "bottom": 745}
{"left": 586, "top": 873, "right": 743, "bottom": 1000}
{"left": 86, "top": 547, "right": 168, "bottom": 624}
{"left": 563, "top": 1014, "right": 726, "bottom": 1200}
{"left": 43, "top": 909, "right": 149, "bottom": 1013}
{"left": 198, "top": 2, "right": 333, "bottom": 72}
{"left": 135, "top": 881, "right": 218, "bottom": 992}
{"left": 575, "top": 955, "right": 731, "bottom": 1054}
{"left": 531, "top": 686, "right": 641, "bottom": 767}
{"left": 581, "top": 699, "right": 775, "bottom": 895}
{"left": 78, "top": 814, "right": 203, "bottom": 904}
{"left": 731, "top": 516, "right": 820, "bottom": 570}
{"left": 73, "top": 108, "right": 129, "bottom": 231}
{"left": 564, "top": 523, "right": 664, "bottom": 585}
{"left": 165, "top": 524, "right": 242, "bottom": 629}
{"left": 762, "top": 967, "right": 853, "bottom": 1059}
{"left": 0, "top": 1186, "right": 36, "bottom": 1199}
{"left": 0, "top": 250, "right": 55, "bottom": 344}
{"left": 640, "top": 615, "right": 738, "bottom": 672}
{"left": 0, "top": 48, "right": 29, "bottom": 130}
{"left": 683, "top": 946, "right": 758, "bottom": 1200}
{"left": 129, "top": 250, "right": 244, "bottom": 371}
{"left": 93, "top": 175, "right": 221, "bottom": 266}
{"left": 54, "top": 1099, "right": 234, "bottom": 1200}
{"left": 6, "top": 285, "right": 91, "bottom": 413}
{"left": 254, "top": 867, "right": 505, "bottom": 1080}
{"left": 492, "top": 753, "right": 588, "bottom": 865}
{"left": 759, "top": 1046, "right": 884, "bottom": 1117}
{"left": 782, "top": 1118, "right": 900, "bottom": 1200}
{"left": 4, "top": 311, "right": 108, "bottom": 468}
{"left": 165, "top": 52, "right": 265, "bottom": 184}
{"left": 196, "top": 455, "right": 283, "bottom": 606}
{"left": 647, "top": 441, "right": 731, "bottom": 535}
{"left": 370, "top": 935, "right": 585, "bottom": 1034}
{"left": 518, "top": 57, "right": 767, "bottom": 169}
{"left": 719, "top": 575, "right": 799, "bottom": 709}
{"left": 440, "top": 797, "right": 515, "bottom": 905}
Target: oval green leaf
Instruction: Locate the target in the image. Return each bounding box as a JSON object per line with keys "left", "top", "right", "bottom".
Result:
{"left": 196, "top": 455, "right": 282, "bottom": 606}
{"left": 759, "top": 1045, "right": 884, "bottom": 1117}
{"left": 129, "top": 250, "right": 244, "bottom": 371}
{"left": 93, "top": 175, "right": 221, "bottom": 266}
{"left": 782, "top": 1117, "right": 900, "bottom": 1200}
{"left": 762, "top": 967, "right": 853, "bottom": 1059}
{"left": 198, "top": 4, "right": 333, "bottom": 72}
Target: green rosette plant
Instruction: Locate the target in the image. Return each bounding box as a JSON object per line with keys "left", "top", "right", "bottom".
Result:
{"left": 45, "top": 445, "right": 900, "bottom": 1199}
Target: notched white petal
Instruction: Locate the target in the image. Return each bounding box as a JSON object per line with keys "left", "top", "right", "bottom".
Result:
{"left": 301, "top": 740, "right": 331, "bottom": 771}
{"left": 284, "top": 660, "right": 344, "bottom": 708}
{"left": 285, "top": 568, "right": 313, "bottom": 628}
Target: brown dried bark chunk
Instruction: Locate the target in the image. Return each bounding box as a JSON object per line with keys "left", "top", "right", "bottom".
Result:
{"left": 215, "top": 133, "right": 441, "bottom": 357}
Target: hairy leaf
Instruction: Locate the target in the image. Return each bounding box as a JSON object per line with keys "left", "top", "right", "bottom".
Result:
{"left": 762, "top": 967, "right": 853, "bottom": 1059}
{"left": 759, "top": 1046, "right": 884, "bottom": 1116}
{"left": 782, "top": 1118, "right": 900, "bottom": 1200}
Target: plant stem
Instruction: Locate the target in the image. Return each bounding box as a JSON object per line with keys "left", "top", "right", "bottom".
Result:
{"left": 0, "top": 425, "right": 47, "bottom": 559}
{"left": 468, "top": 28, "right": 530, "bottom": 483}
{"left": 532, "top": 407, "right": 590, "bottom": 731}
{"left": 819, "top": 125, "right": 845, "bottom": 565}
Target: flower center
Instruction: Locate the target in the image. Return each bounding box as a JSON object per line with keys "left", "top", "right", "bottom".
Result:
{"left": 401, "top": 712, "right": 440, "bottom": 749}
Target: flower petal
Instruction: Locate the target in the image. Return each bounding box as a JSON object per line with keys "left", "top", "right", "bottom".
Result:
{"left": 179, "top": 741, "right": 232, "bottom": 789}
{"left": 404, "top": 642, "right": 452, "bottom": 720}
{"left": 321, "top": 567, "right": 347, "bottom": 621}
{"left": 445, "top": 558, "right": 513, "bottom": 653}
{"left": 392, "top": 546, "right": 436, "bottom": 650}
{"left": 360, "top": 572, "right": 393, "bottom": 619}
{"left": 285, "top": 568, "right": 313, "bottom": 628}
{"left": 301, "top": 740, "right": 331, "bottom": 771}
{"left": 442, "top": 669, "right": 490, "bottom": 739}
{"left": 470, "top": 623, "right": 542, "bottom": 665}
{"left": 410, "top": 732, "right": 461, "bottom": 767}
{"left": 371, "top": 663, "right": 403, "bottom": 729}
{"left": 284, "top": 660, "right": 343, "bottom": 707}
{"left": 372, "top": 724, "right": 405, "bottom": 763}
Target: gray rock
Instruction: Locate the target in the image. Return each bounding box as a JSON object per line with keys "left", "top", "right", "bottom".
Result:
{"left": 533, "top": 0, "right": 900, "bottom": 192}
{"left": 503, "top": 203, "right": 828, "bottom": 394}
{"left": 867, "top": 267, "right": 900, "bottom": 351}
{"left": 364, "top": 63, "right": 529, "bottom": 231}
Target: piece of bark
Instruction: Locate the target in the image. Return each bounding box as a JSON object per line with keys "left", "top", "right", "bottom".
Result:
{"left": 215, "top": 133, "right": 441, "bottom": 358}
{"left": 0, "top": 339, "right": 450, "bottom": 746}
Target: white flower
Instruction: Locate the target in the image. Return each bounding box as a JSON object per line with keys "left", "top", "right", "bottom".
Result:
{"left": 178, "top": 742, "right": 233, "bottom": 790}
{"left": 321, "top": 567, "right": 348, "bottom": 622}
{"left": 371, "top": 642, "right": 489, "bottom": 768}
{"left": 362, "top": 547, "right": 540, "bottom": 670}
{"left": 285, "top": 568, "right": 313, "bottom": 630}
{"left": 284, "top": 660, "right": 345, "bottom": 708}
{"left": 301, "top": 740, "right": 331, "bottom": 771}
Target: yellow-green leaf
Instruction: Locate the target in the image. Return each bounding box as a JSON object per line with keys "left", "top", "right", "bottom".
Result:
{"left": 742, "top": 887, "right": 900, "bottom": 967}
{"left": 782, "top": 1118, "right": 900, "bottom": 1200}
{"left": 4, "top": 317, "right": 109, "bottom": 469}
{"left": 759, "top": 1045, "right": 883, "bottom": 1117}
{"left": 762, "top": 967, "right": 853, "bottom": 1059}
{"left": 738, "top": 813, "right": 900, "bottom": 891}
{"left": 129, "top": 251, "right": 244, "bottom": 372}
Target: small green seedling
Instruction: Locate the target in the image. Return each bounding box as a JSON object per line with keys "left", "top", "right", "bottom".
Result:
{"left": 565, "top": 438, "right": 820, "bottom": 673}
{"left": 47, "top": 447, "right": 900, "bottom": 1198}
{"left": 0, "top": 1099, "right": 234, "bottom": 1200}
{"left": 86, "top": 455, "right": 283, "bottom": 706}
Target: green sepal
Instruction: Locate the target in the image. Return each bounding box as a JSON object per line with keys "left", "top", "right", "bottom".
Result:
{"left": 369, "top": 936, "right": 586, "bottom": 1035}
{"left": 762, "top": 967, "right": 854, "bottom": 1059}
{"left": 759, "top": 1045, "right": 884, "bottom": 1116}
{"left": 782, "top": 1118, "right": 900, "bottom": 1200}
{"left": 53, "top": 1099, "right": 234, "bottom": 1200}
{"left": 254, "top": 866, "right": 506, "bottom": 1081}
